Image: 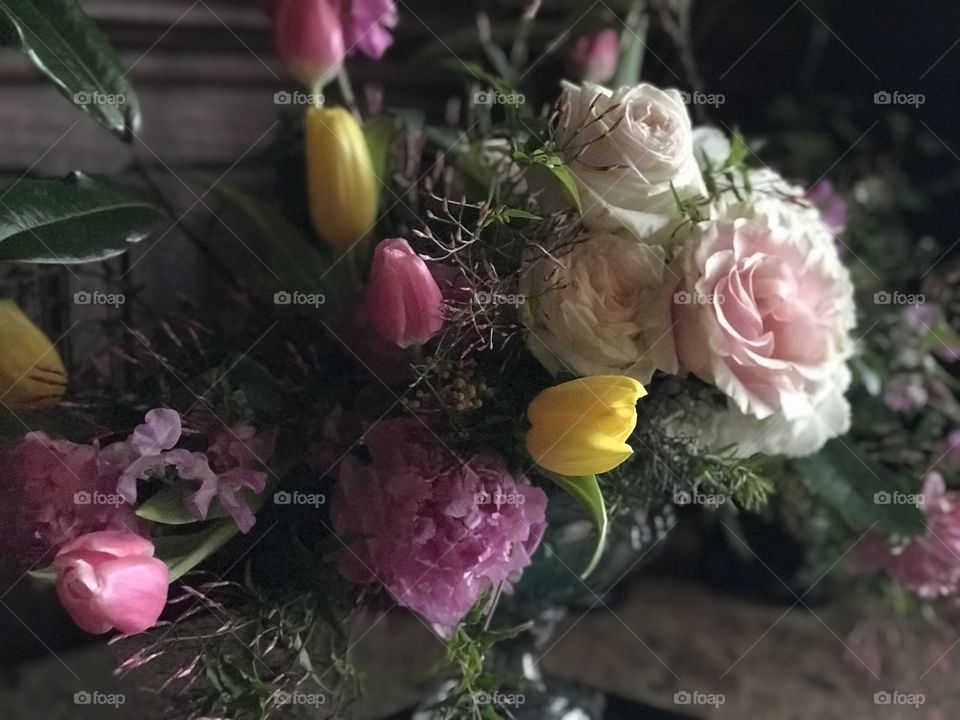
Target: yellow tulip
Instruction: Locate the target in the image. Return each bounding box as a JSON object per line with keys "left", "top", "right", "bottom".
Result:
{"left": 0, "top": 301, "right": 66, "bottom": 409}
{"left": 526, "top": 375, "right": 646, "bottom": 477}
{"left": 305, "top": 106, "right": 379, "bottom": 255}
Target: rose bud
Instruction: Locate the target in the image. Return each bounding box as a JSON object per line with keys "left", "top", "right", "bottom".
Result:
{"left": 365, "top": 238, "right": 444, "bottom": 347}
{"left": 526, "top": 376, "right": 646, "bottom": 476}
{"left": 306, "top": 106, "right": 379, "bottom": 255}
{"left": 272, "top": 0, "right": 345, "bottom": 91}
{"left": 54, "top": 531, "right": 169, "bottom": 635}
{"left": 567, "top": 29, "right": 620, "bottom": 84}
{"left": 0, "top": 300, "right": 66, "bottom": 409}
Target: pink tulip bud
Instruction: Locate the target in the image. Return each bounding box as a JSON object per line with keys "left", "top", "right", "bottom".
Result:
{"left": 365, "top": 238, "right": 444, "bottom": 348}
{"left": 273, "top": 0, "right": 345, "bottom": 91}
{"left": 54, "top": 531, "right": 169, "bottom": 635}
{"left": 567, "top": 29, "right": 620, "bottom": 84}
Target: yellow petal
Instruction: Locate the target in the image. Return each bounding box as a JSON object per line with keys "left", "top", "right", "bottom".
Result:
{"left": 0, "top": 301, "right": 66, "bottom": 409}
{"left": 305, "top": 106, "right": 379, "bottom": 255}
{"left": 526, "top": 375, "right": 645, "bottom": 476}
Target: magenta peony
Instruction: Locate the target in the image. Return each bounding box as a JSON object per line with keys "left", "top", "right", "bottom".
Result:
{"left": 364, "top": 238, "right": 445, "bottom": 348}
{"left": 331, "top": 418, "right": 547, "bottom": 635}
{"left": 0, "top": 433, "right": 145, "bottom": 564}
{"left": 54, "top": 530, "right": 169, "bottom": 635}
{"left": 852, "top": 473, "right": 960, "bottom": 598}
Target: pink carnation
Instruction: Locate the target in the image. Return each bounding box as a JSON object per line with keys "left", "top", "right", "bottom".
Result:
{"left": 331, "top": 419, "right": 547, "bottom": 635}
{"left": 852, "top": 473, "right": 960, "bottom": 598}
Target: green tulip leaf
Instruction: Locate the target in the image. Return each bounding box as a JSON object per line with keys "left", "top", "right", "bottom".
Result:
{"left": 153, "top": 520, "right": 239, "bottom": 582}
{"left": 0, "top": 0, "right": 141, "bottom": 140}
{"left": 0, "top": 172, "right": 162, "bottom": 263}
{"left": 541, "top": 470, "right": 608, "bottom": 580}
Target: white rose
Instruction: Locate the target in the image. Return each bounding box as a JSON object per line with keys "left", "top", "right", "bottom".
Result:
{"left": 556, "top": 81, "right": 705, "bottom": 243}
{"left": 520, "top": 230, "right": 679, "bottom": 383}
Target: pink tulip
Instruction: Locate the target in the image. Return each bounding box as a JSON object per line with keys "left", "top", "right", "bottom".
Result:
{"left": 365, "top": 238, "right": 444, "bottom": 348}
{"left": 567, "top": 29, "right": 620, "bottom": 84}
{"left": 54, "top": 531, "right": 169, "bottom": 635}
{"left": 273, "top": 0, "right": 346, "bottom": 90}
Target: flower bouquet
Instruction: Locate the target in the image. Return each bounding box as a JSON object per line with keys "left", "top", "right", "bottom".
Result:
{"left": 1, "top": 1, "right": 957, "bottom": 718}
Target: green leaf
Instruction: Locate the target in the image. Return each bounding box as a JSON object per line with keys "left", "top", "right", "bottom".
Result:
{"left": 540, "top": 470, "right": 608, "bottom": 579}
{"left": 363, "top": 115, "right": 395, "bottom": 186}
{"left": 0, "top": 0, "right": 140, "bottom": 140}
{"left": 793, "top": 439, "right": 926, "bottom": 539}
{"left": 612, "top": 0, "right": 650, "bottom": 88}
{"left": 136, "top": 485, "right": 196, "bottom": 525}
{"left": 200, "top": 178, "right": 338, "bottom": 298}
{"left": 0, "top": 172, "right": 162, "bottom": 263}
{"left": 153, "top": 520, "right": 239, "bottom": 582}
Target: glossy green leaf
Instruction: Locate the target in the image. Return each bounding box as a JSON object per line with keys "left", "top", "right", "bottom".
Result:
{"left": 794, "top": 439, "right": 926, "bottom": 538}
{"left": 0, "top": 0, "right": 141, "bottom": 140}
{"left": 153, "top": 520, "right": 239, "bottom": 582}
{"left": 136, "top": 485, "right": 196, "bottom": 525}
{"left": 0, "top": 172, "right": 162, "bottom": 263}
{"left": 541, "top": 470, "right": 608, "bottom": 579}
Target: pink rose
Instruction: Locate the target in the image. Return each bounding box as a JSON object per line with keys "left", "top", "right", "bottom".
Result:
{"left": 54, "top": 531, "right": 169, "bottom": 635}
{"left": 674, "top": 214, "right": 855, "bottom": 456}
{"left": 365, "top": 238, "right": 445, "bottom": 348}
